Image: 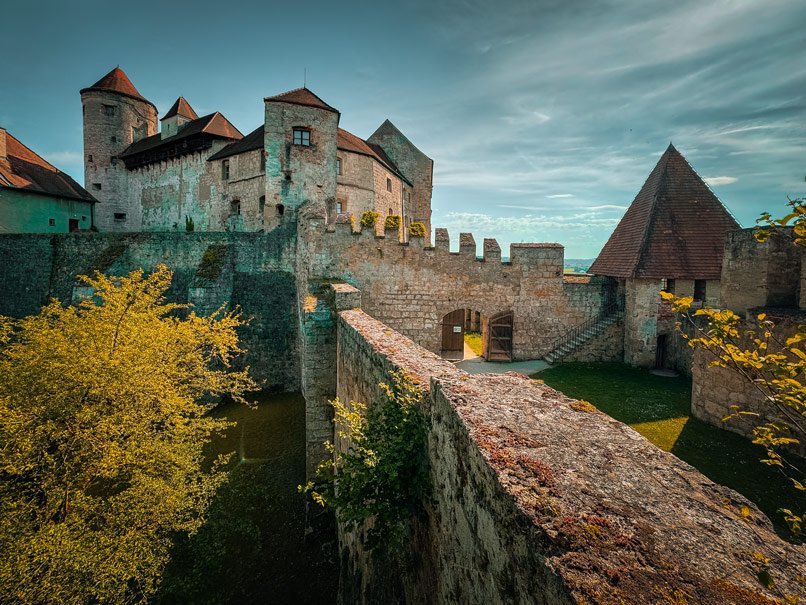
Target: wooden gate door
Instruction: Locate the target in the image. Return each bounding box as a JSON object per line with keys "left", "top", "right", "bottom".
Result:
{"left": 441, "top": 309, "right": 465, "bottom": 359}
{"left": 486, "top": 311, "right": 513, "bottom": 361}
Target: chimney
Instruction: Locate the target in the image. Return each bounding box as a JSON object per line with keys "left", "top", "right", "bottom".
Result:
{"left": 0, "top": 128, "right": 6, "bottom": 161}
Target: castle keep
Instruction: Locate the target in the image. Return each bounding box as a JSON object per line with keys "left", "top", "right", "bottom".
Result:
{"left": 80, "top": 67, "right": 432, "bottom": 237}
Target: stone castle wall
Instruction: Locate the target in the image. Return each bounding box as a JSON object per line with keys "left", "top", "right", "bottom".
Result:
{"left": 0, "top": 230, "right": 300, "bottom": 390}
{"left": 299, "top": 220, "right": 610, "bottom": 360}
{"left": 332, "top": 306, "right": 806, "bottom": 604}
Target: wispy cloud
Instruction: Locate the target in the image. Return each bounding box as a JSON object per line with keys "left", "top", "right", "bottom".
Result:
{"left": 546, "top": 193, "right": 573, "bottom": 199}
{"left": 703, "top": 176, "right": 738, "bottom": 186}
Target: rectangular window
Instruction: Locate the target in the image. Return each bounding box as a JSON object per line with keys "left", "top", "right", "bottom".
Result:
{"left": 92, "top": 183, "right": 102, "bottom": 191}
{"left": 114, "top": 212, "right": 126, "bottom": 221}
{"left": 662, "top": 278, "right": 675, "bottom": 294}
{"left": 103, "top": 104, "right": 117, "bottom": 116}
{"left": 87, "top": 154, "right": 93, "bottom": 163}
{"left": 386, "top": 178, "right": 392, "bottom": 192}
{"left": 111, "top": 135, "right": 117, "bottom": 143}
{"left": 48, "top": 218, "right": 56, "bottom": 227}
{"left": 222, "top": 160, "right": 230, "bottom": 180}
{"left": 259, "top": 196, "right": 265, "bottom": 215}
{"left": 336, "top": 158, "right": 342, "bottom": 175}
{"left": 230, "top": 199, "right": 240, "bottom": 216}
{"left": 260, "top": 151, "right": 266, "bottom": 172}
{"left": 292, "top": 128, "right": 311, "bottom": 146}
{"left": 336, "top": 201, "right": 343, "bottom": 214}
{"left": 694, "top": 279, "right": 706, "bottom": 301}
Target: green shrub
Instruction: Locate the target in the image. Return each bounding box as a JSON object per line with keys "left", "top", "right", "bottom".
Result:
{"left": 408, "top": 222, "right": 426, "bottom": 238}
{"left": 360, "top": 211, "right": 381, "bottom": 228}
{"left": 301, "top": 370, "right": 430, "bottom": 550}
{"left": 384, "top": 214, "right": 401, "bottom": 231}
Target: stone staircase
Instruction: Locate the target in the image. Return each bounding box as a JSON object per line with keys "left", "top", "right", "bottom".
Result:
{"left": 544, "top": 303, "right": 623, "bottom": 365}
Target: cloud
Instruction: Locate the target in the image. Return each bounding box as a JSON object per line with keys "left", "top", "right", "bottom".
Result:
{"left": 703, "top": 176, "right": 738, "bottom": 186}
{"left": 546, "top": 193, "right": 574, "bottom": 199}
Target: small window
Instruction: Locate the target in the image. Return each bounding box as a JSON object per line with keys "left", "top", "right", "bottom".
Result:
{"left": 92, "top": 183, "right": 102, "bottom": 191}
{"left": 336, "top": 157, "right": 342, "bottom": 175}
{"left": 114, "top": 212, "right": 126, "bottom": 221}
{"left": 259, "top": 195, "right": 266, "bottom": 215}
{"left": 81, "top": 216, "right": 87, "bottom": 221}
{"left": 260, "top": 151, "right": 266, "bottom": 172}
{"left": 276, "top": 203, "right": 285, "bottom": 216}
{"left": 292, "top": 128, "right": 311, "bottom": 146}
{"left": 230, "top": 199, "right": 241, "bottom": 216}
{"left": 694, "top": 279, "right": 706, "bottom": 301}
{"left": 386, "top": 178, "right": 392, "bottom": 192}
{"left": 388, "top": 208, "right": 393, "bottom": 215}
{"left": 87, "top": 154, "right": 93, "bottom": 163}
{"left": 48, "top": 218, "right": 56, "bottom": 227}
{"left": 111, "top": 158, "right": 117, "bottom": 167}
{"left": 103, "top": 104, "right": 117, "bottom": 116}
{"left": 336, "top": 201, "right": 344, "bottom": 214}
{"left": 110, "top": 135, "right": 117, "bottom": 143}
{"left": 662, "top": 278, "right": 675, "bottom": 294}
{"left": 222, "top": 160, "right": 230, "bottom": 180}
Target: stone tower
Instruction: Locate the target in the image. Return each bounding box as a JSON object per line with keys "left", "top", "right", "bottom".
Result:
{"left": 263, "top": 88, "right": 340, "bottom": 232}
{"left": 367, "top": 119, "right": 434, "bottom": 241}
{"left": 80, "top": 67, "right": 157, "bottom": 231}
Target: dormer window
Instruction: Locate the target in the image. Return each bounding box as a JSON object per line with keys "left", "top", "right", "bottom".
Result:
{"left": 222, "top": 160, "right": 230, "bottom": 180}
{"left": 293, "top": 128, "right": 311, "bottom": 146}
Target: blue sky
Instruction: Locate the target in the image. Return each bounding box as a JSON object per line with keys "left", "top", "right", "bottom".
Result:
{"left": 2, "top": 0, "right": 804, "bottom": 258}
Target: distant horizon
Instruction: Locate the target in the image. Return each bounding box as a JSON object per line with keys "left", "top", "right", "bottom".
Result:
{"left": 2, "top": 0, "right": 803, "bottom": 257}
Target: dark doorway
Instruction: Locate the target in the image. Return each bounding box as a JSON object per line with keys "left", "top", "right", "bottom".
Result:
{"left": 441, "top": 309, "right": 465, "bottom": 360}
{"left": 655, "top": 334, "right": 668, "bottom": 370}
{"left": 68, "top": 218, "right": 79, "bottom": 232}
{"left": 486, "top": 311, "right": 513, "bottom": 361}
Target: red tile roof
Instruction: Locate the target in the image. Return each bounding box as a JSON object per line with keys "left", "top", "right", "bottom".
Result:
{"left": 161, "top": 96, "right": 198, "bottom": 121}
{"left": 80, "top": 67, "right": 154, "bottom": 107}
{"left": 337, "top": 128, "right": 411, "bottom": 185}
{"left": 0, "top": 131, "right": 95, "bottom": 202}
{"left": 589, "top": 144, "right": 740, "bottom": 279}
{"left": 264, "top": 87, "right": 339, "bottom": 114}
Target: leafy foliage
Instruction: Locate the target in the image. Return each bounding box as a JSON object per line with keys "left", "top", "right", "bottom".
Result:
{"left": 384, "top": 214, "right": 401, "bottom": 231}
{"left": 301, "top": 371, "right": 430, "bottom": 550}
{"left": 408, "top": 222, "right": 427, "bottom": 238}
{"left": 360, "top": 211, "right": 381, "bottom": 228}
{"left": 661, "top": 198, "right": 806, "bottom": 535}
{"left": 0, "top": 265, "right": 255, "bottom": 604}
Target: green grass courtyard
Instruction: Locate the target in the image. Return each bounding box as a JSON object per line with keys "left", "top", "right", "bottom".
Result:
{"left": 534, "top": 362, "right": 803, "bottom": 540}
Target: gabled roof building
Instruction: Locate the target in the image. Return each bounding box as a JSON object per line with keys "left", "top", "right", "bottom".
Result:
{"left": 0, "top": 127, "right": 95, "bottom": 233}
{"left": 80, "top": 67, "right": 433, "bottom": 235}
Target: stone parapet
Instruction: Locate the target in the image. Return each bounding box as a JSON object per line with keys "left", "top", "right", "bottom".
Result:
{"left": 336, "top": 309, "right": 806, "bottom": 604}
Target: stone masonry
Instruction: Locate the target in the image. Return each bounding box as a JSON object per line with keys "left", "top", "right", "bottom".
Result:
{"left": 332, "top": 305, "right": 806, "bottom": 604}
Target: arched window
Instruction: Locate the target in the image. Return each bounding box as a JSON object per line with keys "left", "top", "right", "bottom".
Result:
{"left": 276, "top": 203, "right": 285, "bottom": 216}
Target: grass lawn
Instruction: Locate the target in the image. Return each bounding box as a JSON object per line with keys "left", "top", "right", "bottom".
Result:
{"left": 534, "top": 362, "right": 804, "bottom": 540}
{"left": 464, "top": 331, "right": 483, "bottom": 357}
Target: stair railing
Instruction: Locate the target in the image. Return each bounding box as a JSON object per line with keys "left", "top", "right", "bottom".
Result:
{"left": 545, "top": 300, "right": 624, "bottom": 358}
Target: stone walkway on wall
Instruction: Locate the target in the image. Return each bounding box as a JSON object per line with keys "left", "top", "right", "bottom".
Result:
{"left": 455, "top": 357, "right": 549, "bottom": 375}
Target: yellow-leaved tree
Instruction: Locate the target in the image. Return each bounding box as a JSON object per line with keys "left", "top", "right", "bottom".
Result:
{"left": 0, "top": 265, "right": 255, "bottom": 605}
{"left": 663, "top": 197, "right": 805, "bottom": 535}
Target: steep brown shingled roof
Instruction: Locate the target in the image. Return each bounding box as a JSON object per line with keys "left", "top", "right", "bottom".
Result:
{"left": 589, "top": 144, "right": 740, "bottom": 279}
{"left": 119, "top": 112, "right": 242, "bottom": 159}
{"left": 337, "top": 128, "right": 412, "bottom": 186}
{"left": 0, "top": 131, "right": 95, "bottom": 203}
{"left": 264, "top": 87, "right": 339, "bottom": 114}
{"left": 161, "top": 96, "right": 198, "bottom": 121}
{"left": 80, "top": 67, "right": 154, "bottom": 107}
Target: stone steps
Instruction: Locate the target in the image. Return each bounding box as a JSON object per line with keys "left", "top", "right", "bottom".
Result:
{"left": 544, "top": 314, "right": 620, "bottom": 365}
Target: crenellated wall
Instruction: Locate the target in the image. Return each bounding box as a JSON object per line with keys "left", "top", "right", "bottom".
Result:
{"left": 299, "top": 219, "right": 610, "bottom": 360}
{"left": 333, "top": 306, "right": 806, "bottom": 604}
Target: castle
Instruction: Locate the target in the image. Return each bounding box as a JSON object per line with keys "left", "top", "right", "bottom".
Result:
{"left": 80, "top": 67, "right": 433, "bottom": 237}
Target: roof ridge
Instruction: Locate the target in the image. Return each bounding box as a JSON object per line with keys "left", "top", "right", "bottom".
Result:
{"left": 634, "top": 148, "right": 674, "bottom": 276}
